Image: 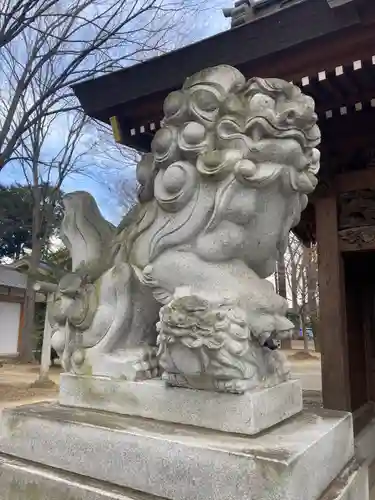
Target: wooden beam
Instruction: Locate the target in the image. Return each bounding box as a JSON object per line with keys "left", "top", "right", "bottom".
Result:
{"left": 327, "top": 0, "right": 356, "bottom": 7}
{"left": 316, "top": 195, "right": 351, "bottom": 411}
{"left": 73, "top": 0, "right": 367, "bottom": 120}
{"left": 353, "top": 402, "right": 375, "bottom": 435}
{"left": 335, "top": 168, "right": 375, "bottom": 192}
{"left": 109, "top": 116, "right": 124, "bottom": 143}
{"left": 0, "top": 294, "right": 24, "bottom": 304}
{"left": 34, "top": 281, "right": 58, "bottom": 294}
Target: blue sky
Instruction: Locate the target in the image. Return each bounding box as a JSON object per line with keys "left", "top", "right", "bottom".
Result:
{"left": 1, "top": 0, "right": 229, "bottom": 225}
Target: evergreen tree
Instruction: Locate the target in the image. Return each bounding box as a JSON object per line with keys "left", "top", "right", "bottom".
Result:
{"left": 0, "top": 183, "right": 62, "bottom": 261}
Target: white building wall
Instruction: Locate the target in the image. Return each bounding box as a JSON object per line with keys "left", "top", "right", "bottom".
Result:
{"left": 0, "top": 302, "right": 20, "bottom": 356}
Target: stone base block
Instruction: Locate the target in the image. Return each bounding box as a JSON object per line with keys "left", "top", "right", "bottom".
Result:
{"left": 0, "top": 402, "right": 354, "bottom": 500}
{"left": 0, "top": 454, "right": 156, "bottom": 500}
{"left": 321, "top": 460, "right": 369, "bottom": 500}
{"left": 0, "top": 456, "right": 367, "bottom": 500}
{"left": 59, "top": 374, "right": 302, "bottom": 435}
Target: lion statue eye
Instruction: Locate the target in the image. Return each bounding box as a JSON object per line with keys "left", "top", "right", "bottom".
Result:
{"left": 152, "top": 128, "right": 174, "bottom": 156}
{"left": 163, "top": 90, "right": 185, "bottom": 118}
{"left": 192, "top": 89, "right": 219, "bottom": 112}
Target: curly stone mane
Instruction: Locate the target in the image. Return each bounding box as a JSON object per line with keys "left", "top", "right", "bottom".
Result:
{"left": 53, "top": 65, "right": 321, "bottom": 389}
{"left": 123, "top": 65, "right": 320, "bottom": 267}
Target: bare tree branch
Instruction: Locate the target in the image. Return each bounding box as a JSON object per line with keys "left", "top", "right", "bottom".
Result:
{"left": 0, "top": 0, "right": 203, "bottom": 170}
{"left": 0, "top": 0, "right": 60, "bottom": 48}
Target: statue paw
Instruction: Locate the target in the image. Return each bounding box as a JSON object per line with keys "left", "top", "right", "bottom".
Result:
{"left": 61, "top": 348, "right": 72, "bottom": 372}
{"left": 122, "top": 346, "right": 160, "bottom": 381}
{"left": 262, "top": 336, "right": 279, "bottom": 350}
{"left": 215, "top": 379, "right": 256, "bottom": 394}
{"left": 133, "top": 354, "right": 159, "bottom": 380}
{"left": 162, "top": 372, "right": 189, "bottom": 388}
{"left": 253, "top": 313, "right": 295, "bottom": 348}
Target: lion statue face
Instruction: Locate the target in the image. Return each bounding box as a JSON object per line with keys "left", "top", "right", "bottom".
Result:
{"left": 128, "top": 65, "right": 320, "bottom": 279}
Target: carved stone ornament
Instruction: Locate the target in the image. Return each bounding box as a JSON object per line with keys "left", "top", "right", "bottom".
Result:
{"left": 50, "top": 65, "right": 321, "bottom": 393}
{"left": 339, "top": 226, "right": 375, "bottom": 251}
{"left": 339, "top": 189, "right": 375, "bottom": 230}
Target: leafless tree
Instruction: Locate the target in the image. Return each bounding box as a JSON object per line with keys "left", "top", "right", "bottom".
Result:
{"left": 275, "top": 254, "right": 287, "bottom": 299}
{"left": 0, "top": 0, "right": 60, "bottom": 48}
{"left": 284, "top": 233, "right": 319, "bottom": 353}
{"left": 0, "top": 0, "right": 201, "bottom": 171}
{"left": 275, "top": 253, "right": 291, "bottom": 349}
{"left": 93, "top": 124, "right": 139, "bottom": 217}
{"left": 305, "top": 243, "right": 319, "bottom": 351}
{"left": 1, "top": 0, "right": 206, "bottom": 360}
{"left": 15, "top": 107, "right": 95, "bottom": 361}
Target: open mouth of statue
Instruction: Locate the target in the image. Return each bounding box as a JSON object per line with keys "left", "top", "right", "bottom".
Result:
{"left": 244, "top": 116, "right": 319, "bottom": 148}
{"left": 217, "top": 115, "right": 319, "bottom": 149}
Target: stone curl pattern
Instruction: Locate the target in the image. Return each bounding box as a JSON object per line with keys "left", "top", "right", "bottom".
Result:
{"left": 146, "top": 68, "right": 320, "bottom": 220}
{"left": 49, "top": 65, "right": 321, "bottom": 394}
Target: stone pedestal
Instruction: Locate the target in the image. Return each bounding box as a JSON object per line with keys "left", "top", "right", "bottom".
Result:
{"left": 0, "top": 454, "right": 146, "bottom": 500}
{"left": 59, "top": 374, "right": 302, "bottom": 435}
{"left": 5, "top": 64, "right": 365, "bottom": 499}
{"left": 0, "top": 375, "right": 369, "bottom": 499}
{"left": 320, "top": 460, "right": 369, "bottom": 500}
{"left": 0, "top": 389, "right": 368, "bottom": 500}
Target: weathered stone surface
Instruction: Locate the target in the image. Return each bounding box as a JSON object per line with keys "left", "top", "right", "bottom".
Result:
{"left": 0, "top": 454, "right": 367, "bottom": 500}
{"left": 356, "top": 416, "right": 375, "bottom": 466}
{"left": 49, "top": 65, "right": 320, "bottom": 395}
{"left": 0, "top": 402, "right": 353, "bottom": 500}
{"left": 321, "top": 460, "right": 369, "bottom": 500}
{"left": 0, "top": 453, "right": 162, "bottom": 500}
{"left": 59, "top": 374, "right": 302, "bottom": 435}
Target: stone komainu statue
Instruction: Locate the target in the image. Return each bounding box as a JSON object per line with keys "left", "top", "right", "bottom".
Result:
{"left": 50, "top": 65, "right": 320, "bottom": 393}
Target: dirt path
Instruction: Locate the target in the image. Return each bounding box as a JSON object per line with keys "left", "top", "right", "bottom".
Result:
{"left": 0, "top": 363, "right": 60, "bottom": 408}
{"left": 0, "top": 351, "right": 322, "bottom": 408}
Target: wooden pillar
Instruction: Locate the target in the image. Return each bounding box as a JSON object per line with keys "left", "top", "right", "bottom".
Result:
{"left": 33, "top": 281, "right": 58, "bottom": 384}
{"left": 315, "top": 195, "right": 351, "bottom": 411}
{"left": 17, "top": 302, "right": 25, "bottom": 354}
{"left": 39, "top": 293, "right": 54, "bottom": 382}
